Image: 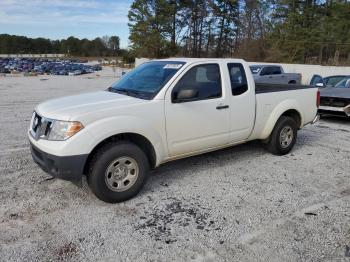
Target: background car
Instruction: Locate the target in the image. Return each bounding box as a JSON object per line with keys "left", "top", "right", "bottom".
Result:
{"left": 318, "top": 77, "right": 350, "bottom": 117}
{"left": 250, "top": 65, "right": 302, "bottom": 85}
{"left": 0, "top": 58, "right": 102, "bottom": 76}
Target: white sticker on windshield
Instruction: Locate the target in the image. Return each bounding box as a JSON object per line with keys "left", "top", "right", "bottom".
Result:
{"left": 163, "top": 64, "right": 183, "bottom": 69}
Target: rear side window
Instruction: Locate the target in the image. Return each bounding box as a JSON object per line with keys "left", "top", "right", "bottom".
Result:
{"left": 172, "top": 64, "right": 222, "bottom": 101}
{"left": 271, "top": 66, "right": 281, "bottom": 74}
{"left": 227, "top": 63, "right": 248, "bottom": 96}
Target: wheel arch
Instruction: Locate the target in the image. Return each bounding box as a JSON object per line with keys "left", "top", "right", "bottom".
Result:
{"left": 259, "top": 100, "right": 303, "bottom": 140}
{"left": 83, "top": 132, "right": 157, "bottom": 175}
{"left": 280, "top": 109, "right": 302, "bottom": 128}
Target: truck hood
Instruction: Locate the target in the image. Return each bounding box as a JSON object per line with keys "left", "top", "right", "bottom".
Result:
{"left": 320, "top": 88, "right": 350, "bottom": 99}
{"left": 36, "top": 91, "right": 146, "bottom": 121}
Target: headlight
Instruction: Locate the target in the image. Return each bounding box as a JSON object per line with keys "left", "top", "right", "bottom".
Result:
{"left": 48, "top": 120, "right": 84, "bottom": 141}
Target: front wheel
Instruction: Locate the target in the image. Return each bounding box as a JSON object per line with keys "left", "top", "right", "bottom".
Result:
{"left": 265, "top": 116, "right": 298, "bottom": 155}
{"left": 88, "top": 141, "right": 149, "bottom": 203}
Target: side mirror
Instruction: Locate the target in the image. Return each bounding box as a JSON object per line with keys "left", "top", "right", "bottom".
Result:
{"left": 173, "top": 89, "right": 198, "bottom": 103}
{"left": 316, "top": 82, "right": 324, "bottom": 88}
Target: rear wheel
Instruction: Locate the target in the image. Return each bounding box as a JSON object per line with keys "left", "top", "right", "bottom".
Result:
{"left": 88, "top": 141, "right": 149, "bottom": 203}
{"left": 265, "top": 116, "right": 298, "bottom": 155}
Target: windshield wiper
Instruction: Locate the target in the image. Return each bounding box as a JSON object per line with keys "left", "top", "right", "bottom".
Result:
{"left": 108, "top": 87, "right": 150, "bottom": 99}
{"left": 115, "top": 88, "right": 140, "bottom": 95}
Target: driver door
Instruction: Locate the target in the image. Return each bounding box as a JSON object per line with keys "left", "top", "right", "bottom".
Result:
{"left": 164, "top": 63, "right": 230, "bottom": 157}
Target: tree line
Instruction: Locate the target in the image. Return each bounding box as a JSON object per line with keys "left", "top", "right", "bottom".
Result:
{"left": 128, "top": 0, "right": 350, "bottom": 65}
{"left": 0, "top": 34, "right": 121, "bottom": 57}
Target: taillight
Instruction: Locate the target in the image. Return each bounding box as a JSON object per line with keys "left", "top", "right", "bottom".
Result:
{"left": 316, "top": 90, "right": 320, "bottom": 108}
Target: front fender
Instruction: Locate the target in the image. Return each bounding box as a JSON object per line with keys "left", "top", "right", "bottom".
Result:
{"left": 84, "top": 116, "right": 167, "bottom": 166}
{"left": 260, "top": 99, "right": 303, "bottom": 139}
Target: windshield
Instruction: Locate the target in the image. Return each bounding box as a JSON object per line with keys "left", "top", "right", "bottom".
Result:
{"left": 250, "top": 66, "right": 262, "bottom": 74}
{"left": 109, "top": 61, "right": 185, "bottom": 99}
{"left": 335, "top": 77, "right": 350, "bottom": 88}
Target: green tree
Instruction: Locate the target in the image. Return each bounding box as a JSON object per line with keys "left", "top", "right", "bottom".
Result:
{"left": 212, "top": 0, "right": 240, "bottom": 57}
{"left": 108, "top": 36, "right": 120, "bottom": 56}
{"left": 128, "top": 0, "right": 178, "bottom": 58}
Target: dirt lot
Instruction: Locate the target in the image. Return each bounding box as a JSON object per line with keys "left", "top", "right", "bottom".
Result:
{"left": 0, "top": 68, "right": 350, "bottom": 261}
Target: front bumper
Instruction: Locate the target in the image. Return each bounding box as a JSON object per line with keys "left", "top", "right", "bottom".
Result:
{"left": 318, "top": 105, "right": 350, "bottom": 117}
{"left": 30, "top": 142, "right": 88, "bottom": 181}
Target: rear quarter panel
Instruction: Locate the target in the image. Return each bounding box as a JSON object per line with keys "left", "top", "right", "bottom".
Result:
{"left": 250, "top": 88, "right": 318, "bottom": 140}
{"left": 285, "top": 73, "right": 302, "bottom": 84}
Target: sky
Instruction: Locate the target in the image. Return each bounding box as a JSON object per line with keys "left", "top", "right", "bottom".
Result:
{"left": 0, "top": 0, "right": 133, "bottom": 48}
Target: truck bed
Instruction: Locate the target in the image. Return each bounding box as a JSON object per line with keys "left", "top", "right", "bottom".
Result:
{"left": 255, "top": 83, "right": 312, "bottom": 93}
{"left": 249, "top": 83, "right": 318, "bottom": 140}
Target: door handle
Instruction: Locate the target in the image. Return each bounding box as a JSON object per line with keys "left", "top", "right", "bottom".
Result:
{"left": 216, "top": 105, "right": 229, "bottom": 110}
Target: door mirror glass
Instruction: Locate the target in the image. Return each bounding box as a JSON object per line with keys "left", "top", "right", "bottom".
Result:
{"left": 174, "top": 89, "right": 198, "bottom": 102}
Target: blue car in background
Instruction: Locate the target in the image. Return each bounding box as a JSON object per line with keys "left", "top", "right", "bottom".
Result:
{"left": 0, "top": 58, "right": 102, "bottom": 75}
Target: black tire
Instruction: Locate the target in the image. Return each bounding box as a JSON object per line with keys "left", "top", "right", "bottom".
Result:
{"left": 88, "top": 141, "right": 149, "bottom": 203}
{"left": 265, "top": 116, "right": 298, "bottom": 155}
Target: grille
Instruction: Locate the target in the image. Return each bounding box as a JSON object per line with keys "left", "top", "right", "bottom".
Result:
{"left": 31, "top": 112, "right": 53, "bottom": 139}
{"left": 320, "top": 97, "right": 350, "bottom": 108}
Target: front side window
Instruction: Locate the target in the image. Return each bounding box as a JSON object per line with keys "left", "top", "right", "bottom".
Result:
{"left": 172, "top": 64, "right": 222, "bottom": 102}
{"left": 260, "top": 67, "right": 271, "bottom": 75}
{"left": 228, "top": 63, "right": 248, "bottom": 96}
{"left": 109, "top": 61, "right": 185, "bottom": 99}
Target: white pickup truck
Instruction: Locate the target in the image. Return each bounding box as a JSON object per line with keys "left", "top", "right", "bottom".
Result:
{"left": 29, "top": 58, "right": 319, "bottom": 203}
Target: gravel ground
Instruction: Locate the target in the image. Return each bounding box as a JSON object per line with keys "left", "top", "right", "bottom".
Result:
{"left": 0, "top": 68, "right": 350, "bottom": 262}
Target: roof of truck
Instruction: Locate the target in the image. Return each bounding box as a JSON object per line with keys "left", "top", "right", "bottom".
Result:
{"left": 250, "top": 64, "right": 281, "bottom": 67}
{"left": 154, "top": 57, "right": 246, "bottom": 63}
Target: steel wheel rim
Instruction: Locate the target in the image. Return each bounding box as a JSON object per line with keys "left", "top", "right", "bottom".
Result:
{"left": 280, "top": 126, "right": 293, "bottom": 149}
{"left": 105, "top": 156, "right": 139, "bottom": 192}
